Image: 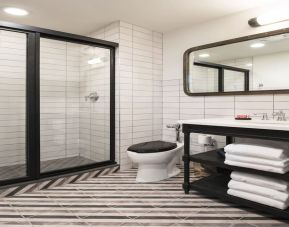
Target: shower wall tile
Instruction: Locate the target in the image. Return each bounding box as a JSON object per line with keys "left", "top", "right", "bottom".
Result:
{"left": 132, "top": 25, "right": 153, "bottom": 144}
{"left": 90, "top": 22, "right": 121, "bottom": 165}
{"left": 78, "top": 44, "right": 111, "bottom": 163}
{"left": 40, "top": 39, "right": 66, "bottom": 161}
{"left": 162, "top": 79, "right": 180, "bottom": 142}
{"left": 40, "top": 37, "right": 111, "bottom": 167}
{"left": 92, "top": 21, "right": 163, "bottom": 170}
{"left": 153, "top": 32, "right": 163, "bottom": 140}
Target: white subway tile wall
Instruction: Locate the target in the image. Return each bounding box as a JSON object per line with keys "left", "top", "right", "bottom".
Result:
{"left": 163, "top": 77, "right": 289, "bottom": 154}
{"left": 91, "top": 21, "right": 163, "bottom": 170}
{"left": 0, "top": 30, "right": 26, "bottom": 171}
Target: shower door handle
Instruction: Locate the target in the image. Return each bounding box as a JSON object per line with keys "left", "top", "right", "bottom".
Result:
{"left": 85, "top": 92, "right": 99, "bottom": 102}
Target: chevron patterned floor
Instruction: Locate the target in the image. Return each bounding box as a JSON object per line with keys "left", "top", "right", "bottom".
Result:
{"left": 0, "top": 156, "right": 97, "bottom": 181}
{"left": 0, "top": 167, "right": 288, "bottom": 226}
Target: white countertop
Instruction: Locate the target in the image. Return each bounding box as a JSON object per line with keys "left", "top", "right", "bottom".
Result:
{"left": 178, "top": 118, "right": 289, "bottom": 131}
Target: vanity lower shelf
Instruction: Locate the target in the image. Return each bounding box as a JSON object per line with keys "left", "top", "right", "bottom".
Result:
{"left": 190, "top": 150, "right": 289, "bottom": 181}
{"left": 190, "top": 174, "right": 289, "bottom": 220}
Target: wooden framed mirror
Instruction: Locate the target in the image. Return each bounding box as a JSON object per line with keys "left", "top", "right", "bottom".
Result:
{"left": 183, "top": 27, "right": 289, "bottom": 96}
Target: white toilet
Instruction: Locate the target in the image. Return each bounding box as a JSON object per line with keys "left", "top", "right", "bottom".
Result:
{"left": 127, "top": 141, "right": 184, "bottom": 182}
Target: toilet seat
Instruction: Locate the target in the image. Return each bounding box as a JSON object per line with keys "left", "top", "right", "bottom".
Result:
{"left": 128, "top": 140, "right": 177, "bottom": 153}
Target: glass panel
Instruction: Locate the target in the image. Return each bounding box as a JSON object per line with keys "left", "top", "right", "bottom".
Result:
{"left": 40, "top": 38, "right": 110, "bottom": 173}
{"left": 0, "top": 30, "right": 27, "bottom": 180}
{"left": 223, "top": 70, "right": 245, "bottom": 92}
{"left": 189, "top": 64, "right": 219, "bottom": 93}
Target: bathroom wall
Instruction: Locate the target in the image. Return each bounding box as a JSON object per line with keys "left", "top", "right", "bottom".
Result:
{"left": 90, "top": 21, "right": 163, "bottom": 169}
{"left": 162, "top": 4, "right": 289, "bottom": 154}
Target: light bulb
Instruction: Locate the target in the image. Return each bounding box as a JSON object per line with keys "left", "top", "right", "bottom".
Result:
{"left": 3, "top": 7, "right": 29, "bottom": 16}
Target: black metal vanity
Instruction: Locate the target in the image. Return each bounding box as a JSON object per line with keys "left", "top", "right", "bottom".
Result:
{"left": 182, "top": 121, "right": 289, "bottom": 219}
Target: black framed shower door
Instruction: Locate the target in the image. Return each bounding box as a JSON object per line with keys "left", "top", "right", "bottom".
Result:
{"left": 0, "top": 21, "right": 118, "bottom": 187}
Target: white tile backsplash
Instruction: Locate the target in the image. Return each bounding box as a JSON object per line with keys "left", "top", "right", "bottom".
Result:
{"left": 163, "top": 76, "right": 289, "bottom": 154}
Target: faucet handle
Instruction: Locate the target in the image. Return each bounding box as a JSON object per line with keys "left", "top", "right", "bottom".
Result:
{"left": 253, "top": 112, "right": 269, "bottom": 120}
{"left": 273, "top": 110, "right": 286, "bottom": 121}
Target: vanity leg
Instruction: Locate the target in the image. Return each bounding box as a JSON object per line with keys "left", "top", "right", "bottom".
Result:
{"left": 183, "top": 132, "right": 190, "bottom": 194}
{"left": 226, "top": 136, "right": 234, "bottom": 145}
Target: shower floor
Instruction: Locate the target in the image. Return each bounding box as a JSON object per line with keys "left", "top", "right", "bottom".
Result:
{"left": 0, "top": 156, "right": 96, "bottom": 181}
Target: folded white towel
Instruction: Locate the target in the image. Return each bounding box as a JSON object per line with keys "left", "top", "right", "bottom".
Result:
{"left": 225, "top": 153, "right": 289, "bottom": 168}
{"left": 224, "top": 143, "right": 289, "bottom": 161}
{"left": 228, "top": 180, "right": 289, "bottom": 202}
{"left": 235, "top": 138, "right": 289, "bottom": 151}
{"left": 231, "top": 171, "right": 289, "bottom": 192}
{"left": 225, "top": 159, "right": 289, "bottom": 173}
{"left": 228, "top": 188, "right": 289, "bottom": 210}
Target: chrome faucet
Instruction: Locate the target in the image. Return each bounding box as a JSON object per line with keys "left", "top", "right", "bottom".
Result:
{"left": 272, "top": 110, "right": 287, "bottom": 121}
{"left": 253, "top": 112, "right": 269, "bottom": 120}
{"left": 167, "top": 123, "right": 181, "bottom": 143}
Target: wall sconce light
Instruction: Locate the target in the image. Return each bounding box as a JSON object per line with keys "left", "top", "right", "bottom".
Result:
{"left": 249, "top": 10, "right": 289, "bottom": 27}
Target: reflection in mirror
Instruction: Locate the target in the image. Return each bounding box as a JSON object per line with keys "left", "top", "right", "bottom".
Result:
{"left": 223, "top": 69, "right": 246, "bottom": 92}
{"left": 189, "top": 64, "right": 218, "bottom": 93}
{"left": 186, "top": 32, "right": 289, "bottom": 94}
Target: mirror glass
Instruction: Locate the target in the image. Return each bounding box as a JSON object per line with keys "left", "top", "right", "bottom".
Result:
{"left": 187, "top": 33, "right": 289, "bottom": 94}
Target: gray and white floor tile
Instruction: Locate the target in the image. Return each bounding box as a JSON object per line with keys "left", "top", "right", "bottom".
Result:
{"left": 0, "top": 167, "right": 288, "bottom": 226}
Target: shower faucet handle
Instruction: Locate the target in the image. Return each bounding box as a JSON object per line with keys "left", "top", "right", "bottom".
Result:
{"left": 85, "top": 92, "right": 99, "bottom": 102}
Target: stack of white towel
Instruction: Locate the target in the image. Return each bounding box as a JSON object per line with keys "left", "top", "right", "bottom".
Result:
{"left": 224, "top": 143, "right": 289, "bottom": 173}
{"left": 228, "top": 171, "right": 289, "bottom": 210}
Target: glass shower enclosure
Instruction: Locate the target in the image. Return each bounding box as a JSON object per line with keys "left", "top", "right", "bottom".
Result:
{"left": 0, "top": 21, "right": 117, "bottom": 186}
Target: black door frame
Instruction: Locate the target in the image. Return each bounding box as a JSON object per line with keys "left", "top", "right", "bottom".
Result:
{"left": 0, "top": 21, "right": 118, "bottom": 186}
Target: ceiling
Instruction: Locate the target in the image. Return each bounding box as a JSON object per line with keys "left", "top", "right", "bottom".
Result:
{"left": 0, "top": 0, "right": 283, "bottom": 35}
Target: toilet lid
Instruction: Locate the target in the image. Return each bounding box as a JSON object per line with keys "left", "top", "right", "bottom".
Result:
{"left": 127, "top": 140, "right": 177, "bottom": 153}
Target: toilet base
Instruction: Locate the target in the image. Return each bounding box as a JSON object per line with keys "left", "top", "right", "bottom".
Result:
{"left": 168, "top": 166, "right": 181, "bottom": 178}
{"left": 136, "top": 164, "right": 181, "bottom": 182}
